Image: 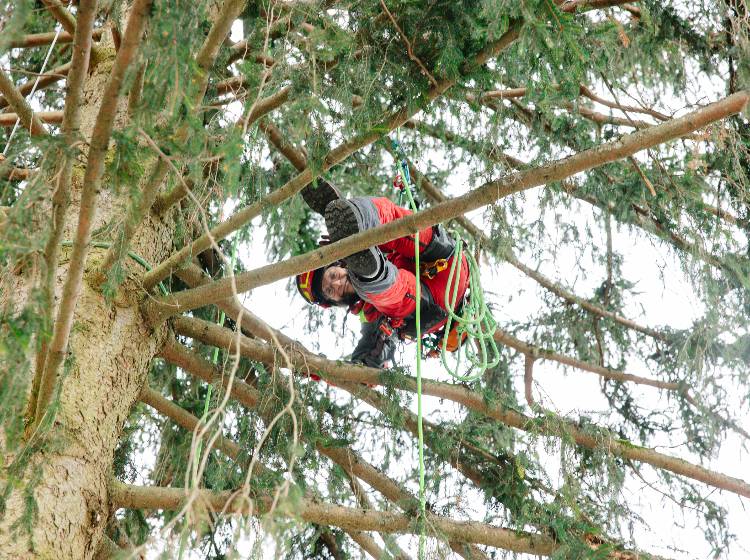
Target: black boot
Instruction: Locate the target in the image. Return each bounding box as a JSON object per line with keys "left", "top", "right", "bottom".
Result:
{"left": 324, "top": 199, "right": 383, "bottom": 278}
{"left": 301, "top": 179, "right": 341, "bottom": 215}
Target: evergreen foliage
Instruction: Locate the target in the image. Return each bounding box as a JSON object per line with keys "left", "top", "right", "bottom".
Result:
{"left": 1, "top": 0, "right": 749, "bottom": 558}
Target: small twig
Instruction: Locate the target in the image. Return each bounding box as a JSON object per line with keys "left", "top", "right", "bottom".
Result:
{"left": 379, "top": 0, "right": 439, "bottom": 88}
{"left": 524, "top": 354, "right": 536, "bottom": 406}
{"left": 628, "top": 156, "right": 656, "bottom": 196}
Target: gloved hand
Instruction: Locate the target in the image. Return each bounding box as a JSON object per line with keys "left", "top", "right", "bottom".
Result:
{"left": 351, "top": 317, "right": 396, "bottom": 369}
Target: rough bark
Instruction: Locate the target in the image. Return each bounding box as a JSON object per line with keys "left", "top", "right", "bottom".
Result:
{"left": 0, "top": 25, "right": 172, "bottom": 559}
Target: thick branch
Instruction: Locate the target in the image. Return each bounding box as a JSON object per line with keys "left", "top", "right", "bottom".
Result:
{"left": 145, "top": 92, "right": 749, "bottom": 320}
{"left": 0, "top": 111, "right": 62, "bottom": 127}
{"left": 7, "top": 29, "right": 104, "bottom": 49}
{"left": 391, "top": 141, "right": 667, "bottom": 341}
{"left": 112, "top": 482, "right": 557, "bottom": 554}
{"left": 27, "top": 0, "right": 97, "bottom": 428}
{"left": 34, "top": 0, "right": 153, "bottom": 427}
{"left": 0, "top": 69, "right": 48, "bottom": 137}
{"left": 141, "top": 24, "right": 523, "bottom": 290}
{"left": 0, "top": 62, "right": 70, "bottom": 110}
{"left": 41, "top": 0, "right": 78, "bottom": 35}
{"left": 170, "top": 316, "right": 750, "bottom": 500}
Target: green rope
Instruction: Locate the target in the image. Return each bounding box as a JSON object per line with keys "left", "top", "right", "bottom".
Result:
{"left": 440, "top": 237, "right": 501, "bottom": 381}
{"left": 393, "top": 141, "right": 427, "bottom": 558}
{"left": 61, "top": 241, "right": 169, "bottom": 296}
{"left": 392, "top": 138, "right": 500, "bottom": 557}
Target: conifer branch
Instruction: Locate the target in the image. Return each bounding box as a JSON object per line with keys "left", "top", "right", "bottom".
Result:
{"left": 144, "top": 91, "right": 749, "bottom": 321}
{"left": 40, "top": 0, "right": 78, "bottom": 35}
{"left": 140, "top": 386, "right": 243, "bottom": 460}
{"left": 0, "top": 110, "right": 62, "bottom": 127}
{"left": 112, "top": 482, "right": 558, "bottom": 554}
{"left": 560, "top": 0, "right": 641, "bottom": 14}
{"left": 192, "top": 0, "right": 250, "bottom": 102}
{"left": 390, "top": 142, "right": 669, "bottom": 341}
{"left": 141, "top": 386, "right": 401, "bottom": 559}
{"left": 33, "top": 0, "right": 153, "bottom": 429}
{"left": 0, "top": 68, "right": 49, "bottom": 137}
{"left": 345, "top": 532, "right": 389, "bottom": 560}
{"left": 0, "top": 61, "right": 70, "bottom": 110}
{"left": 152, "top": 86, "right": 292, "bottom": 213}
{"left": 169, "top": 315, "right": 750, "bottom": 500}
{"left": 0, "top": 165, "right": 35, "bottom": 181}
{"left": 28, "top": 0, "right": 98, "bottom": 429}
{"left": 159, "top": 337, "right": 501, "bottom": 557}
{"left": 379, "top": 0, "right": 439, "bottom": 88}
{"left": 578, "top": 84, "right": 670, "bottom": 121}
{"left": 574, "top": 191, "right": 746, "bottom": 281}
{"left": 7, "top": 28, "right": 104, "bottom": 49}
{"left": 141, "top": 24, "right": 523, "bottom": 290}
{"left": 96, "top": 0, "right": 254, "bottom": 284}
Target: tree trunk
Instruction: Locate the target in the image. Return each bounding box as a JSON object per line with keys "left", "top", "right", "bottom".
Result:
{"left": 0, "top": 31, "right": 171, "bottom": 558}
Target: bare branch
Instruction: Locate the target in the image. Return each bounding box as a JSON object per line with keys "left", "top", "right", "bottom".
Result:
{"left": 0, "top": 68, "right": 48, "bottom": 136}
{"left": 111, "top": 482, "right": 558, "bottom": 554}
{"left": 524, "top": 354, "right": 536, "bottom": 407}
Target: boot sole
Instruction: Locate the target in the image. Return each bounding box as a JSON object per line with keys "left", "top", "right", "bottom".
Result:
{"left": 301, "top": 180, "right": 341, "bottom": 215}
{"left": 325, "top": 200, "right": 379, "bottom": 277}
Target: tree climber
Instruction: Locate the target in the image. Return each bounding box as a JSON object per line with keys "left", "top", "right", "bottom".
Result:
{"left": 295, "top": 180, "right": 470, "bottom": 368}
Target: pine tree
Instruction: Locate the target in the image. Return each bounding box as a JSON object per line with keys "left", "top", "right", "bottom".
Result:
{"left": 1, "top": 0, "right": 749, "bottom": 558}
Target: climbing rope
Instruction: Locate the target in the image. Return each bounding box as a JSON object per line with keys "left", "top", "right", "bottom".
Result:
{"left": 440, "top": 238, "right": 501, "bottom": 381}
{"left": 391, "top": 138, "right": 427, "bottom": 558}
{"left": 391, "top": 137, "right": 500, "bottom": 557}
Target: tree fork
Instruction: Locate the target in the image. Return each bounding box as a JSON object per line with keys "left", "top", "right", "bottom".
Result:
{"left": 144, "top": 91, "right": 749, "bottom": 321}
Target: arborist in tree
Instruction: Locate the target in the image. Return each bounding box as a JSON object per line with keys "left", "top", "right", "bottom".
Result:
{"left": 295, "top": 179, "right": 470, "bottom": 368}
